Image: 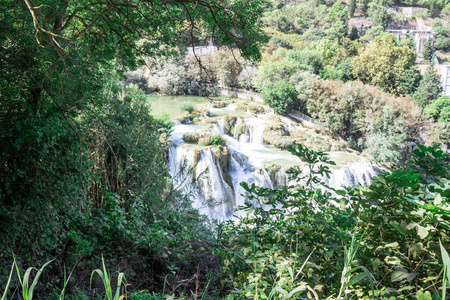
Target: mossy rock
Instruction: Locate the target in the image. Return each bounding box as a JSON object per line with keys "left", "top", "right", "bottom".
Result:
{"left": 263, "top": 131, "right": 293, "bottom": 149}
{"left": 248, "top": 103, "right": 265, "bottom": 114}
{"left": 182, "top": 132, "right": 203, "bottom": 143}
{"left": 223, "top": 115, "right": 237, "bottom": 133}
{"left": 235, "top": 102, "right": 248, "bottom": 112}
{"left": 212, "top": 101, "right": 228, "bottom": 108}
{"left": 192, "top": 148, "right": 201, "bottom": 179}
{"left": 222, "top": 171, "right": 234, "bottom": 192}
{"left": 264, "top": 122, "right": 286, "bottom": 136}
{"left": 212, "top": 145, "right": 230, "bottom": 170}
{"left": 198, "top": 134, "right": 226, "bottom": 147}
{"left": 332, "top": 140, "right": 348, "bottom": 151}
{"left": 289, "top": 128, "right": 307, "bottom": 140}
{"left": 230, "top": 119, "right": 246, "bottom": 137}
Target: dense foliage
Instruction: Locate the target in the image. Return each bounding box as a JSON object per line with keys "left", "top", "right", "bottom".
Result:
{"left": 218, "top": 144, "right": 450, "bottom": 299}
{"left": 0, "top": 0, "right": 266, "bottom": 297}
{"left": 1, "top": 0, "right": 450, "bottom": 298}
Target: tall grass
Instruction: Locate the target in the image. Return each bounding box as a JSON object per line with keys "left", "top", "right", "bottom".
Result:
{"left": 1, "top": 260, "right": 15, "bottom": 300}
{"left": 15, "top": 258, "right": 54, "bottom": 300}
{"left": 337, "top": 233, "right": 375, "bottom": 299}
{"left": 60, "top": 264, "right": 77, "bottom": 300}
{"left": 91, "top": 256, "right": 125, "bottom": 300}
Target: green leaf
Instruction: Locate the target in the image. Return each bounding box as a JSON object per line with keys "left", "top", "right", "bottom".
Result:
{"left": 391, "top": 268, "right": 415, "bottom": 282}
{"left": 385, "top": 256, "right": 402, "bottom": 266}
{"left": 344, "top": 272, "right": 368, "bottom": 289}
{"left": 416, "top": 224, "right": 431, "bottom": 239}
{"left": 416, "top": 290, "right": 432, "bottom": 300}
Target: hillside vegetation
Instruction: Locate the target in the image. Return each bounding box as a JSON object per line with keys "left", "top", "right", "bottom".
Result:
{"left": 1, "top": 0, "right": 450, "bottom": 299}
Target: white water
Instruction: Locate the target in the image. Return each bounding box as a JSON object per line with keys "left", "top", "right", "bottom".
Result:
{"left": 168, "top": 104, "right": 381, "bottom": 220}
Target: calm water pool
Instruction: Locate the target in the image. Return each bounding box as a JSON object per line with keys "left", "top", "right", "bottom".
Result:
{"left": 146, "top": 95, "right": 212, "bottom": 119}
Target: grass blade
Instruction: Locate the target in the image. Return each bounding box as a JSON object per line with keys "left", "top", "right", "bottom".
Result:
{"left": 22, "top": 267, "right": 34, "bottom": 300}
{"left": 60, "top": 263, "right": 77, "bottom": 300}
{"left": 295, "top": 250, "right": 314, "bottom": 280}
{"left": 440, "top": 241, "right": 450, "bottom": 299}
{"left": 440, "top": 241, "right": 450, "bottom": 283}
{"left": 28, "top": 259, "right": 54, "bottom": 300}
{"left": 1, "top": 261, "right": 15, "bottom": 300}
{"left": 113, "top": 272, "right": 125, "bottom": 300}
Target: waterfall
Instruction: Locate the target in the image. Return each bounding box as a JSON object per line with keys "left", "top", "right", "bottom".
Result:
{"left": 195, "top": 148, "right": 235, "bottom": 220}
{"left": 245, "top": 117, "right": 268, "bottom": 144}
{"left": 168, "top": 103, "right": 381, "bottom": 220}
{"left": 214, "top": 118, "right": 226, "bottom": 135}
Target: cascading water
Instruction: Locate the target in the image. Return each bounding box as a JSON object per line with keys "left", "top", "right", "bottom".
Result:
{"left": 168, "top": 104, "right": 382, "bottom": 220}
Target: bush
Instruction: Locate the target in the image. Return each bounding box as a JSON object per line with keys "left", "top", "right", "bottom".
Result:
{"left": 434, "top": 36, "right": 450, "bottom": 52}
{"left": 336, "top": 59, "right": 354, "bottom": 82}
{"left": 181, "top": 102, "right": 195, "bottom": 113}
{"left": 302, "top": 29, "right": 326, "bottom": 43}
{"left": 424, "top": 96, "right": 450, "bottom": 123}
{"left": 218, "top": 144, "right": 450, "bottom": 299}
{"left": 260, "top": 79, "right": 298, "bottom": 115}
{"left": 320, "top": 65, "right": 344, "bottom": 81}
{"left": 359, "top": 131, "right": 406, "bottom": 165}
{"left": 270, "top": 36, "right": 292, "bottom": 49}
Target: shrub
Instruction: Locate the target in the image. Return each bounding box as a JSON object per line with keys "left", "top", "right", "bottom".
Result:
{"left": 260, "top": 79, "right": 298, "bottom": 115}
{"left": 320, "top": 65, "right": 344, "bottom": 81}
{"left": 424, "top": 96, "right": 450, "bottom": 123}
{"left": 302, "top": 29, "right": 326, "bottom": 43}
{"left": 181, "top": 102, "right": 195, "bottom": 113}
{"left": 336, "top": 59, "right": 354, "bottom": 82}
{"left": 270, "top": 36, "right": 293, "bottom": 49}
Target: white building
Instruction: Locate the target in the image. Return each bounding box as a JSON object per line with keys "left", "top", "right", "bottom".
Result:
{"left": 440, "top": 65, "right": 450, "bottom": 96}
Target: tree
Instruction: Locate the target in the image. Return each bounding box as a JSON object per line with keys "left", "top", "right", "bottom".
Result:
{"left": 368, "top": 2, "right": 388, "bottom": 30}
{"left": 349, "top": 26, "right": 359, "bottom": 40}
{"left": 400, "top": 66, "right": 422, "bottom": 95}
{"left": 336, "top": 59, "right": 354, "bottom": 82}
{"left": 0, "top": 0, "right": 267, "bottom": 287}
{"left": 290, "top": 70, "right": 320, "bottom": 112}
{"left": 352, "top": 34, "right": 416, "bottom": 94}
{"left": 349, "top": 0, "right": 356, "bottom": 18}
{"left": 260, "top": 79, "right": 298, "bottom": 115}
{"left": 212, "top": 49, "right": 242, "bottom": 88}
{"left": 314, "top": 38, "right": 346, "bottom": 66}
{"left": 361, "top": 0, "right": 370, "bottom": 16}
{"left": 326, "top": 0, "right": 349, "bottom": 39}
{"left": 413, "top": 64, "right": 443, "bottom": 108}
{"left": 145, "top": 55, "right": 188, "bottom": 95}
{"left": 423, "top": 40, "right": 434, "bottom": 62}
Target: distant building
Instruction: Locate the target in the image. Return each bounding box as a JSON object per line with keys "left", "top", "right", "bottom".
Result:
{"left": 386, "top": 29, "right": 435, "bottom": 53}
{"left": 187, "top": 38, "right": 217, "bottom": 56}
{"left": 440, "top": 65, "right": 450, "bottom": 96}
